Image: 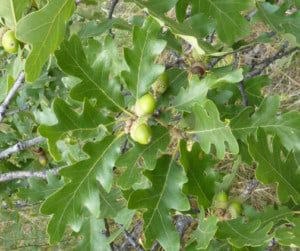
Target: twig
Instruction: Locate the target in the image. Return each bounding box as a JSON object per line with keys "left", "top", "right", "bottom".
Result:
{"left": 245, "top": 46, "right": 299, "bottom": 81}
{"left": 0, "top": 72, "right": 25, "bottom": 123}
{"left": 123, "top": 229, "right": 144, "bottom": 251}
{"left": 108, "top": 0, "right": 119, "bottom": 19}
{"left": 0, "top": 167, "right": 62, "bottom": 183}
{"left": 150, "top": 241, "right": 161, "bottom": 251}
{"left": 104, "top": 218, "right": 115, "bottom": 251}
{"left": 241, "top": 179, "right": 259, "bottom": 200}
{"left": 239, "top": 45, "right": 299, "bottom": 106}
{"left": 245, "top": 9, "right": 257, "bottom": 21}
{"left": 108, "top": 0, "right": 119, "bottom": 37}
{"left": 0, "top": 137, "right": 46, "bottom": 160}
{"left": 239, "top": 81, "right": 249, "bottom": 106}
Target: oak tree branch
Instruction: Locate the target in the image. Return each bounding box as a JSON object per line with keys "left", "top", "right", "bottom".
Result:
{"left": 0, "top": 72, "right": 25, "bottom": 123}
{"left": 0, "top": 137, "right": 46, "bottom": 160}
{"left": 0, "top": 167, "right": 62, "bottom": 183}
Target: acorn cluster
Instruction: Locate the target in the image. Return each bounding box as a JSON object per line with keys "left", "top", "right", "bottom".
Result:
{"left": 129, "top": 73, "right": 169, "bottom": 145}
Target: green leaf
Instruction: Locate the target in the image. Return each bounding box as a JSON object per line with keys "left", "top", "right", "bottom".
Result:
{"left": 192, "top": 0, "right": 252, "bottom": 44}
{"left": 128, "top": 155, "right": 190, "bottom": 250}
{"left": 243, "top": 76, "right": 271, "bottom": 106}
{"left": 176, "top": 0, "right": 189, "bottom": 22}
{"left": 257, "top": 2, "right": 300, "bottom": 43}
{"left": 129, "top": 0, "right": 216, "bottom": 55}
{"left": 134, "top": 0, "right": 178, "bottom": 13}
{"left": 187, "top": 100, "right": 239, "bottom": 159}
{"left": 40, "top": 135, "right": 124, "bottom": 243}
{"left": 159, "top": 68, "right": 188, "bottom": 106}
{"left": 55, "top": 35, "right": 126, "bottom": 113}
{"left": 180, "top": 141, "right": 217, "bottom": 208}
{"left": 173, "top": 69, "right": 243, "bottom": 111}
{"left": 16, "top": 0, "right": 75, "bottom": 82}
{"left": 117, "top": 126, "right": 170, "bottom": 189}
{"left": 186, "top": 209, "right": 218, "bottom": 250}
{"left": 246, "top": 206, "right": 295, "bottom": 228}
{"left": 0, "top": 0, "right": 29, "bottom": 28}
{"left": 121, "top": 17, "right": 166, "bottom": 99}
{"left": 17, "top": 174, "right": 63, "bottom": 202}
{"left": 216, "top": 218, "right": 273, "bottom": 248}
{"left": 107, "top": 208, "right": 135, "bottom": 244}
{"left": 231, "top": 96, "right": 300, "bottom": 152}
{"left": 76, "top": 216, "right": 111, "bottom": 251}
{"left": 78, "top": 19, "right": 131, "bottom": 39}
{"left": 248, "top": 129, "right": 300, "bottom": 204}
{"left": 99, "top": 186, "right": 124, "bottom": 218}
{"left": 275, "top": 218, "right": 300, "bottom": 247}
{"left": 39, "top": 98, "right": 113, "bottom": 161}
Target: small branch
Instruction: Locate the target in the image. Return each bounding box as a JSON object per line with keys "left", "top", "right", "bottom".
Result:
{"left": 239, "top": 45, "right": 299, "bottom": 106}
{"left": 241, "top": 179, "right": 259, "bottom": 200}
{"left": 239, "top": 81, "right": 249, "bottom": 106}
{"left": 108, "top": 0, "right": 119, "bottom": 37}
{"left": 0, "top": 72, "right": 25, "bottom": 123}
{"left": 150, "top": 241, "right": 161, "bottom": 251}
{"left": 108, "top": 0, "right": 119, "bottom": 19}
{"left": 245, "top": 46, "right": 299, "bottom": 81}
{"left": 123, "top": 229, "right": 144, "bottom": 251}
{"left": 104, "top": 218, "right": 115, "bottom": 251}
{"left": 0, "top": 167, "right": 62, "bottom": 183}
{"left": 0, "top": 137, "right": 46, "bottom": 160}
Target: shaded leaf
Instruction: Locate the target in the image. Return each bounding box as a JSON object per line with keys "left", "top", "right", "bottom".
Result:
{"left": 216, "top": 218, "right": 273, "bottom": 248}
{"left": 78, "top": 19, "right": 131, "bottom": 39}
{"left": 180, "top": 141, "right": 217, "bottom": 208}
{"left": 257, "top": 2, "right": 300, "bottom": 43}
{"left": 249, "top": 129, "right": 300, "bottom": 204}
{"left": 129, "top": 0, "right": 216, "bottom": 55}
{"left": 231, "top": 96, "right": 300, "bottom": 152}
{"left": 17, "top": 174, "right": 63, "bottom": 202}
{"left": 275, "top": 218, "right": 300, "bottom": 247}
{"left": 246, "top": 206, "right": 295, "bottom": 228}
{"left": 128, "top": 155, "right": 190, "bottom": 250}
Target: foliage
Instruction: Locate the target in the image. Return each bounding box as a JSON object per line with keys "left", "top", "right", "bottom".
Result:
{"left": 1, "top": 0, "right": 300, "bottom": 250}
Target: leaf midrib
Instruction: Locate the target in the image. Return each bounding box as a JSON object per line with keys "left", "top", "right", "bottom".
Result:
{"left": 144, "top": 158, "right": 173, "bottom": 233}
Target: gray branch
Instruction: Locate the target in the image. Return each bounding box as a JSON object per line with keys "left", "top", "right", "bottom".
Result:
{"left": 0, "top": 167, "right": 62, "bottom": 183}
{"left": 0, "top": 72, "right": 25, "bottom": 123}
{"left": 0, "top": 137, "right": 46, "bottom": 160}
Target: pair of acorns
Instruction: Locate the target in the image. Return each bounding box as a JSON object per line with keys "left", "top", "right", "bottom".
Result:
{"left": 130, "top": 93, "right": 156, "bottom": 145}
{"left": 214, "top": 191, "right": 242, "bottom": 219}
{"left": 129, "top": 73, "right": 169, "bottom": 145}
